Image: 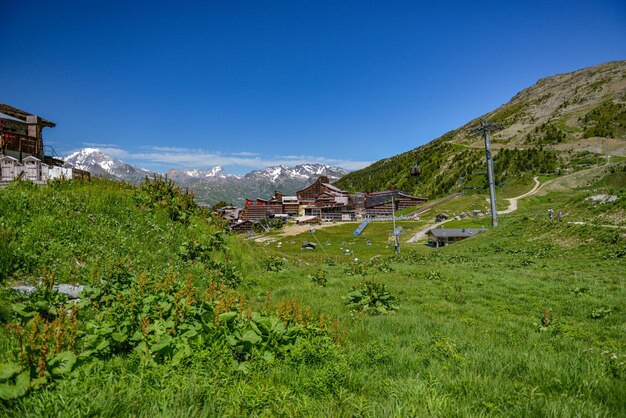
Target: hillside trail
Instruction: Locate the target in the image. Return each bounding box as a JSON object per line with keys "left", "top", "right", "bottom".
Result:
{"left": 406, "top": 218, "right": 454, "bottom": 243}
{"left": 408, "top": 165, "right": 609, "bottom": 243}
{"left": 407, "top": 178, "right": 543, "bottom": 243}
{"left": 497, "top": 176, "right": 541, "bottom": 214}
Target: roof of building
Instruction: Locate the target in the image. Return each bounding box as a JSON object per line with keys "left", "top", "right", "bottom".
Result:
{"left": 321, "top": 183, "right": 347, "bottom": 193}
{"left": 427, "top": 228, "right": 487, "bottom": 238}
{"left": 0, "top": 112, "right": 25, "bottom": 123}
{"left": 295, "top": 215, "right": 321, "bottom": 223}
{"left": 364, "top": 189, "right": 426, "bottom": 208}
{"left": 0, "top": 103, "right": 56, "bottom": 128}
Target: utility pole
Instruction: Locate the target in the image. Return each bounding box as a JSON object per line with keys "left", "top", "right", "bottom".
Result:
{"left": 469, "top": 119, "right": 503, "bottom": 227}
{"left": 391, "top": 195, "right": 400, "bottom": 254}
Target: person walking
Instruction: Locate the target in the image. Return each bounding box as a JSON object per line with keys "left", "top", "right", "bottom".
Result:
{"left": 557, "top": 210, "right": 563, "bottom": 220}
{"left": 548, "top": 208, "right": 554, "bottom": 220}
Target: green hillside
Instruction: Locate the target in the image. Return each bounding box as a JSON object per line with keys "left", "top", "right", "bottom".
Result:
{"left": 336, "top": 61, "right": 626, "bottom": 198}
{"left": 1, "top": 161, "right": 625, "bottom": 415}
{"left": 336, "top": 138, "right": 561, "bottom": 198}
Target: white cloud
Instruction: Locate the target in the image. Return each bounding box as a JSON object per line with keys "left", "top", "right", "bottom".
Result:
{"left": 81, "top": 142, "right": 120, "bottom": 148}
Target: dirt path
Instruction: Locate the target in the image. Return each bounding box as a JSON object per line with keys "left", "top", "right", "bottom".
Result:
{"left": 567, "top": 221, "right": 626, "bottom": 230}
{"left": 406, "top": 218, "right": 454, "bottom": 243}
{"left": 253, "top": 221, "right": 360, "bottom": 243}
{"left": 408, "top": 178, "right": 544, "bottom": 243}
{"left": 498, "top": 176, "right": 541, "bottom": 214}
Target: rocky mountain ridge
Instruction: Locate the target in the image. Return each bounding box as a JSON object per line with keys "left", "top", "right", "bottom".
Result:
{"left": 64, "top": 148, "right": 348, "bottom": 205}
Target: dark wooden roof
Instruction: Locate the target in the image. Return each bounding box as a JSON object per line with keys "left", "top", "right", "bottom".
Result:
{"left": 0, "top": 103, "right": 56, "bottom": 128}
{"left": 427, "top": 228, "right": 487, "bottom": 238}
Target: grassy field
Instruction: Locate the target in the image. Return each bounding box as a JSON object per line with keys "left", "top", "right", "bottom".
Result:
{"left": 0, "top": 165, "right": 625, "bottom": 416}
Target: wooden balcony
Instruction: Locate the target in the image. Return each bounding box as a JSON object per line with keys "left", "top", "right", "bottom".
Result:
{"left": 0, "top": 133, "right": 43, "bottom": 158}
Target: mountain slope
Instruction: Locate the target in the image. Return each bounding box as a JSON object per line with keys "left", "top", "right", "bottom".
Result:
{"left": 336, "top": 61, "right": 626, "bottom": 198}
{"left": 187, "top": 164, "right": 347, "bottom": 205}
{"left": 64, "top": 148, "right": 153, "bottom": 181}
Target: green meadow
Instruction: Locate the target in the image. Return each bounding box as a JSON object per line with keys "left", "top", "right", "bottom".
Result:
{"left": 0, "top": 164, "right": 625, "bottom": 416}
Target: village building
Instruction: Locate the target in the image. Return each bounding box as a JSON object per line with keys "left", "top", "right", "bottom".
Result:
{"left": 426, "top": 228, "right": 487, "bottom": 247}
{"left": 363, "top": 190, "right": 427, "bottom": 217}
{"left": 240, "top": 197, "right": 284, "bottom": 221}
{"left": 296, "top": 176, "right": 350, "bottom": 201}
{"left": 237, "top": 177, "right": 425, "bottom": 225}
{"left": 0, "top": 103, "right": 90, "bottom": 183}
{"left": 296, "top": 177, "right": 356, "bottom": 221}
{"left": 230, "top": 219, "right": 255, "bottom": 233}
{"left": 435, "top": 213, "right": 450, "bottom": 222}
{"left": 0, "top": 103, "right": 55, "bottom": 161}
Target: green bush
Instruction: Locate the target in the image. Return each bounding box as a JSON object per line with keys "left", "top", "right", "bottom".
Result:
{"left": 344, "top": 280, "right": 398, "bottom": 315}
{"left": 135, "top": 175, "right": 198, "bottom": 224}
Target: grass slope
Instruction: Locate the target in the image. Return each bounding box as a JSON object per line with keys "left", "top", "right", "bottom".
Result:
{"left": 0, "top": 165, "right": 625, "bottom": 416}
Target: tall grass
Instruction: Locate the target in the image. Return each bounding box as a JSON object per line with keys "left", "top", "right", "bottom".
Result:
{"left": 0, "top": 175, "right": 624, "bottom": 416}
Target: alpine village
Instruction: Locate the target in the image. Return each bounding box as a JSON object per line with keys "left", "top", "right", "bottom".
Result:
{"left": 1, "top": 54, "right": 626, "bottom": 418}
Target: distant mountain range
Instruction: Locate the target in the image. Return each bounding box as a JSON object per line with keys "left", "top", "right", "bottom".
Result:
{"left": 64, "top": 148, "right": 348, "bottom": 205}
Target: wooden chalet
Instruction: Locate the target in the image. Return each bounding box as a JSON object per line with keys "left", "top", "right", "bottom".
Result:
{"left": 230, "top": 219, "right": 255, "bottom": 233}
{"left": 426, "top": 228, "right": 487, "bottom": 247}
{"left": 0, "top": 103, "right": 55, "bottom": 160}
{"left": 0, "top": 103, "right": 90, "bottom": 182}
{"left": 435, "top": 213, "right": 450, "bottom": 222}
{"left": 296, "top": 176, "right": 349, "bottom": 201}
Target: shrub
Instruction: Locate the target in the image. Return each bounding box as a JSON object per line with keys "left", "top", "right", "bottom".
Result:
{"left": 263, "top": 256, "right": 285, "bottom": 272}
{"left": 344, "top": 280, "right": 398, "bottom": 315}
{"left": 135, "top": 175, "right": 197, "bottom": 224}
{"left": 308, "top": 270, "right": 328, "bottom": 287}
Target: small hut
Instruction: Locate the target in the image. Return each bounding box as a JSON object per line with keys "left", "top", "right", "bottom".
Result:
{"left": 0, "top": 156, "right": 20, "bottom": 181}
{"left": 23, "top": 156, "right": 42, "bottom": 182}
{"left": 435, "top": 213, "right": 450, "bottom": 222}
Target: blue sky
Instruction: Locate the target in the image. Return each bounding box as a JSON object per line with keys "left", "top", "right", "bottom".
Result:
{"left": 2, "top": 1, "right": 625, "bottom": 174}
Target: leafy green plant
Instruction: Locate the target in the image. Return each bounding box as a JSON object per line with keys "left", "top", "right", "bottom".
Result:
{"left": 423, "top": 270, "right": 443, "bottom": 280}
{"left": 135, "top": 175, "right": 198, "bottom": 224}
{"left": 263, "top": 256, "right": 285, "bottom": 272}
{"left": 443, "top": 284, "right": 466, "bottom": 304}
{"left": 0, "top": 223, "right": 16, "bottom": 281}
{"left": 344, "top": 280, "right": 398, "bottom": 315}
{"left": 0, "top": 304, "right": 79, "bottom": 400}
{"left": 344, "top": 261, "right": 368, "bottom": 277}
{"left": 536, "top": 308, "right": 558, "bottom": 332}
{"left": 368, "top": 257, "right": 395, "bottom": 273}
{"left": 11, "top": 274, "right": 72, "bottom": 323}
{"left": 590, "top": 307, "right": 612, "bottom": 319}
{"left": 178, "top": 230, "right": 226, "bottom": 263}
{"left": 570, "top": 286, "right": 590, "bottom": 296}
{"left": 207, "top": 259, "right": 243, "bottom": 288}
{"left": 308, "top": 269, "right": 328, "bottom": 287}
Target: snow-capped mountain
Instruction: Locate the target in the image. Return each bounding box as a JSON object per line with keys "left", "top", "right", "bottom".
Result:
{"left": 64, "top": 148, "right": 153, "bottom": 180}
{"left": 244, "top": 164, "right": 347, "bottom": 183}
{"left": 64, "top": 148, "right": 349, "bottom": 205}
{"left": 166, "top": 166, "right": 239, "bottom": 181}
